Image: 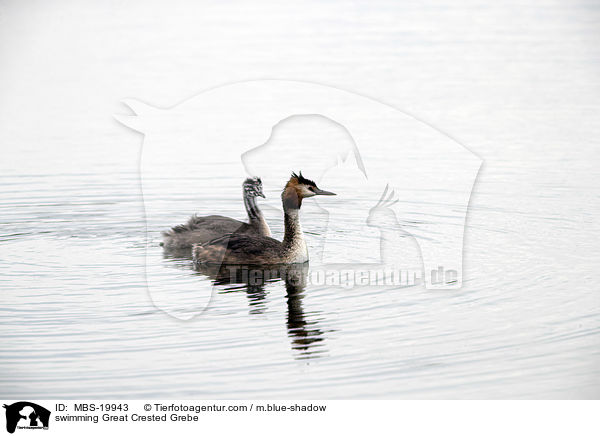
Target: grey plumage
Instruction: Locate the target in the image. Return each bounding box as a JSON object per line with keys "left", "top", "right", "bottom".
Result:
{"left": 161, "top": 177, "right": 270, "bottom": 250}
{"left": 193, "top": 172, "right": 336, "bottom": 266}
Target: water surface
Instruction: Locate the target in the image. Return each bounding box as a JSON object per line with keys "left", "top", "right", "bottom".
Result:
{"left": 1, "top": 0, "right": 599, "bottom": 398}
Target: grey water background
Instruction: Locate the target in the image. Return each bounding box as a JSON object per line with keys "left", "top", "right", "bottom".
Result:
{"left": 1, "top": 0, "right": 599, "bottom": 398}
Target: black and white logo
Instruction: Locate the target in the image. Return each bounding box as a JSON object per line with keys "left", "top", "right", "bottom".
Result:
{"left": 3, "top": 402, "right": 50, "bottom": 434}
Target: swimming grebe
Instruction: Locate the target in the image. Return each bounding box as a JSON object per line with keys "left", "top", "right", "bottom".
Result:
{"left": 161, "top": 177, "right": 271, "bottom": 249}
{"left": 192, "top": 172, "right": 335, "bottom": 265}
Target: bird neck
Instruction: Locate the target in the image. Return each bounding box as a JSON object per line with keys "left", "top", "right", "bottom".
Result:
{"left": 282, "top": 187, "right": 304, "bottom": 249}
{"left": 283, "top": 208, "right": 304, "bottom": 246}
{"left": 244, "top": 194, "right": 261, "bottom": 220}
{"left": 244, "top": 193, "right": 270, "bottom": 236}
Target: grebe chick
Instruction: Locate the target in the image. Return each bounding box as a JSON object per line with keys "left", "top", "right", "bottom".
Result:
{"left": 192, "top": 172, "right": 335, "bottom": 265}
{"left": 161, "top": 177, "right": 271, "bottom": 250}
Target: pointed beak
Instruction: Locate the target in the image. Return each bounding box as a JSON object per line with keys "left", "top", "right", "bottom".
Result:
{"left": 314, "top": 188, "right": 336, "bottom": 196}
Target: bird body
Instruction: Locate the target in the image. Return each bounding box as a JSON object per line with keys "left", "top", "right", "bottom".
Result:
{"left": 161, "top": 177, "right": 269, "bottom": 249}
{"left": 193, "top": 172, "right": 334, "bottom": 266}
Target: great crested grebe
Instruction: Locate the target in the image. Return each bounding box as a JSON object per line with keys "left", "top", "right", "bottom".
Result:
{"left": 161, "top": 177, "right": 271, "bottom": 249}
{"left": 192, "top": 172, "right": 335, "bottom": 265}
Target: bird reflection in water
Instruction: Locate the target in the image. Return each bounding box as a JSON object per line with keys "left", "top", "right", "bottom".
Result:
{"left": 194, "top": 262, "right": 329, "bottom": 360}
{"left": 283, "top": 265, "right": 329, "bottom": 360}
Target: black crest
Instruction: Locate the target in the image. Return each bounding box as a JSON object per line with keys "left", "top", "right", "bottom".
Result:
{"left": 291, "top": 171, "right": 317, "bottom": 187}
